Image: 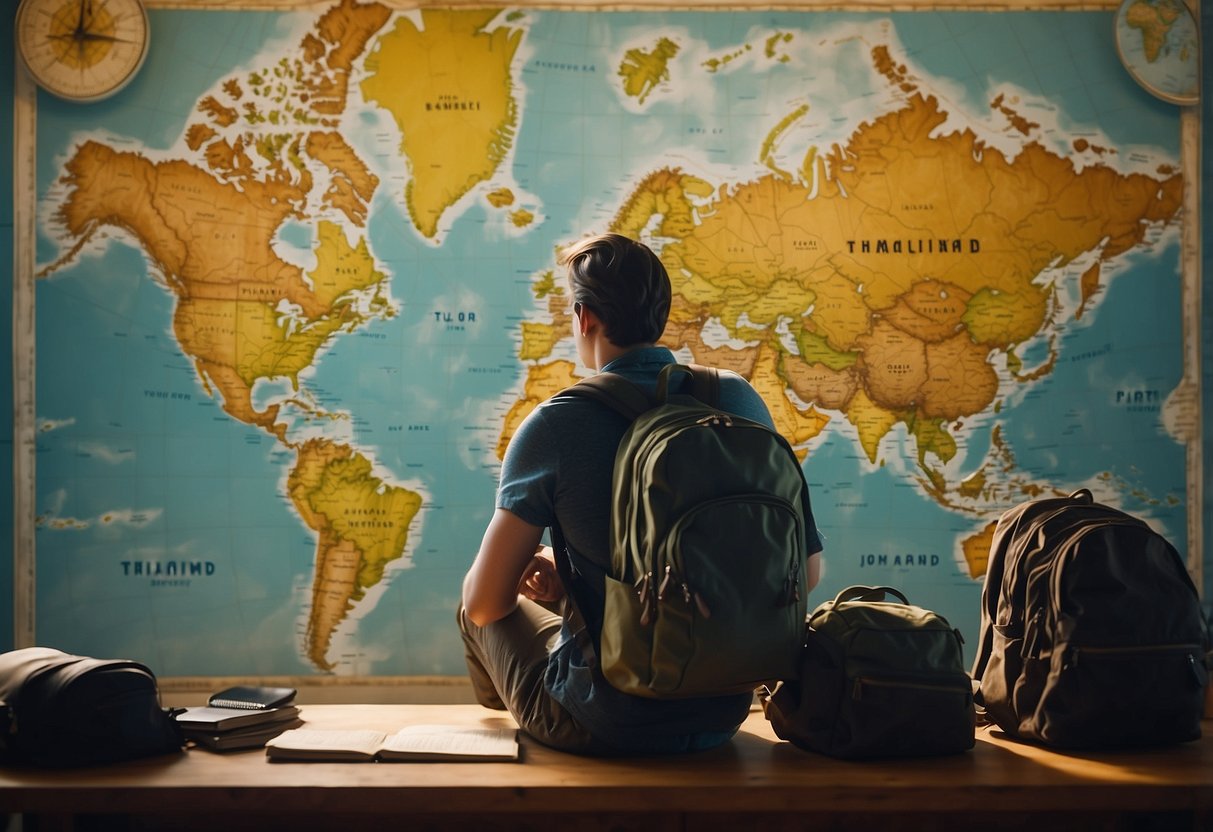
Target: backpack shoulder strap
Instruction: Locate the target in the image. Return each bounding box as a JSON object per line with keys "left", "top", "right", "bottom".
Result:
{"left": 563, "top": 363, "right": 722, "bottom": 417}
{"left": 562, "top": 373, "right": 652, "bottom": 420}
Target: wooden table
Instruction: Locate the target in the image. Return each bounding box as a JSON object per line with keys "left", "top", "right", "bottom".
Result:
{"left": 1, "top": 704, "right": 1210, "bottom": 831}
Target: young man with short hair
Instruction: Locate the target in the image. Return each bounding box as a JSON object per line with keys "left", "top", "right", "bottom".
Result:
{"left": 459, "top": 233, "right": 823, "bottom": 754}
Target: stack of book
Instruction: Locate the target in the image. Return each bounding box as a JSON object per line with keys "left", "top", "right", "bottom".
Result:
{"left": 176, "top": 685, "right": 302, "bottom": 752}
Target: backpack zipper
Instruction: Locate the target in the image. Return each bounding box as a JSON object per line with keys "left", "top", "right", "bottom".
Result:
{"left": 1063, "top": 643, "right": 1205, "bottom": 680}
{"left": 851, "top": 674, "right": 972, "bottom": 701}
{"left": 655, "top": 493, "right": 804, "bottom": 620}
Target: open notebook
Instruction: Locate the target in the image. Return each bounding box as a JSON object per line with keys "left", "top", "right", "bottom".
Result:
{"left": 265, "top": 725, "right": 520, "bottom": 762}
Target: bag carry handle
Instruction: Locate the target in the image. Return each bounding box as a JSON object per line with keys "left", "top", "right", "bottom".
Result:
{"left": 656, "top": 363, "right": 720, "bottom": 406}
{"left": 834, "top": 585, "right": 909, "bottom": 606}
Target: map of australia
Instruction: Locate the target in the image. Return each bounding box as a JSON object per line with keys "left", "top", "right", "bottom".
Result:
{"left": 29, "top": 4, "right": 1193, "bottom": 676}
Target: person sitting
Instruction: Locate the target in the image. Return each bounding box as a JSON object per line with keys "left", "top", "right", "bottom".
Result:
{"left": 458, "top": 232, "right": 823, "bottom": 755}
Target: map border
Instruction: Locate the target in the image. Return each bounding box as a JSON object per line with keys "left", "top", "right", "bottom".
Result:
{"left": 10, "top": 0, "right": 1204, "bottom": 691}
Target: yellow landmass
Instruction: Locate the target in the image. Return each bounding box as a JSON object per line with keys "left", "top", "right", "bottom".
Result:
{"left": 1076, "top": 262, "right": 1101, "bottom": 320}
{"left": 361, "top": 9, "right": 523, "bottom": 239}
{"left": 882, "top": 280, "right": 971, "bottom": 343}
{"left": 618, "top": 37, "right": 680, "bottom": 105}
{"left": 519, "top": 322, "right": 564, "bottom": 362}
{"left": 496, "top": 361, "right": 581, "bottom": 459}
{"left": 990, "top": 93, "right": 1039, "bottom": 136}
{"left": 56, "top": 143, "right": 387, "bottom": 440}
{"left": 909, "top": 414, "right": 957, "bottom": 466}
{"left": 960, "top": 521, "right": 998, "bottom": 579}
{"left": 304, "top": 0, "right": 392, "bottom": 120}
{"left": 198, "top": 96, "right": 239, "bottom": 128}
{"left": 856, "top": 321, "right": 928, "bottom": 410}
{"left": 203, "top": 137, "right": 255, "bottom": 180}
{"left": 306, "top": 131, "right": 379, "bottom": 227}
{"left": 958, "top": 469, "right": 988, "bottom": 500}
{"left": 753, "top": 345, "right": 830, "bottom": 458}
{"left": 765, "top": 32, "right": 793, "bottom": 60}
{"left": 487, "top": 188, "right": 515, "bottom": 208}
{"left": 533, "top": 270, "right": 558, "bottom": 299}
{"left": 185, "top": 124, "right": 216, "bottom": 152}
{"left": 799, "top": 268, "right": 867, "bottom": 352}
{"left": 511, "top": 45, "right": 1183, "bottom": 484}
{"left": 783, "top": 354, "right": 858, "bottom": 411}
{"left": 1125, "top": 0, "right": 1181, "bottom": 63}
{"left": 963, "top": 285, "right": 1049, "bottom": 347}
{"left": 702, "top": 44, "right": 750, "bottom": 73}
{"left": 288, "top": 438, "right": 422, "bottom": 672}
{"left": 845, "top": 388, "right": 901, "bottom": 464}
{"left": 659, "top": 319, "right": 760, "bottom": 378}
{"left": 510, "top": 208, "right": 534, "bottom": 227}
{"left": 920, "top": 332, "right": 999, "bottom": 421}
{"left": 611, "top": 168, "right": 709, "bottom": 242}
{"left": 759, "top": 103, "right": 808, "bottom": 181}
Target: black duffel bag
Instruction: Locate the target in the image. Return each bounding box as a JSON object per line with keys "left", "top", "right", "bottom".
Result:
{"left": 0, "top": 647, "right": 184, "bottom": 767}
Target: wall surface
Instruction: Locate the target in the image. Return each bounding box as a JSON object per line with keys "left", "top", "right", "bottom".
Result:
{"left": 4, "top": 1, "right": 1208, "bottom": 684}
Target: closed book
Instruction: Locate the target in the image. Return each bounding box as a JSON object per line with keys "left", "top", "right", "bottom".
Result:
{"left": 175, "top": 704, "right": 301, "bottom": 732}
{"left": 207, "top": 685, "right": 297, "bottom": 710}
{"left": 186, "top": 718, "right": 305, "bottom": 752}
{"left": 265, "top": 725, "right": 520, "bottom": 762}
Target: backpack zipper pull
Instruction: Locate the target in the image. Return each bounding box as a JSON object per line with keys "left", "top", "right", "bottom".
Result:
{"left": 658, "top": 565, "right": 673, "bottom": 601}
{"left": 636, "top": 572, "right": 654, "bottom": 626}
{"left": 781, "top": 566, "right": 800, "bottom": 606}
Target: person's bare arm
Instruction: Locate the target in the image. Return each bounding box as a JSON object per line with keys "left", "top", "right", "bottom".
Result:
{"left": 806, "top": 551, "right": 822, "bottom": 594}
{"left": 462, "top": 508, "right": 546, "bottom": 627}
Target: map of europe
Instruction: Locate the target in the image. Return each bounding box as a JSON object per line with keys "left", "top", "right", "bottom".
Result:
{"left": 30, "top": 2, "right": 1193, "bottom": 677}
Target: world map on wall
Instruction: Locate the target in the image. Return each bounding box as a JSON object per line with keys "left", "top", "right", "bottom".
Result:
{"left": 30, "top": 1, "right": 1193, "bottom": 677}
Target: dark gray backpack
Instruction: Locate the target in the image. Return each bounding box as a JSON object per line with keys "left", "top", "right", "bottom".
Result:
{"left": 971, "top": 489, "right": 1208, "bottom": 748}
{"left": 762, "top": 585, "right": 975, "bottom": 759}
{"left": 0, "top": 647, "right": 184, "bottom": 767}
{"left": 557, "top": 363, "right": 812, "bottom": 698}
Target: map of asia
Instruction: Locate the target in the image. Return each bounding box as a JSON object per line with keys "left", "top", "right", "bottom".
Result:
{"left": 29, "top": 1, "right": 1195, "bottom": 677}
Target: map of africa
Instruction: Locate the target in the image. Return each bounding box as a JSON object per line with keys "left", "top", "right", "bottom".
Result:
{"left": 28, "top": 2, "right": 1194, "bottom": 677}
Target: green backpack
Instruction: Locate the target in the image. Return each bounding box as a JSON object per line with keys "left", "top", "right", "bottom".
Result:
{"left": 762, "top": 586, "right": 975, "bottom": 758}
{"left": 554, "top": 363, "right": 812, "bottom": 699}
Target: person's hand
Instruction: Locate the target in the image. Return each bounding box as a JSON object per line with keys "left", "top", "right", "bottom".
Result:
{"left": 517, "top": 546, "right": 564, "bottom": 603}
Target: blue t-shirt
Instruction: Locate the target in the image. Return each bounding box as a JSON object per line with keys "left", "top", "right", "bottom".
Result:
{"left": 497, "top": 347, "right": 822, "bottom": 753}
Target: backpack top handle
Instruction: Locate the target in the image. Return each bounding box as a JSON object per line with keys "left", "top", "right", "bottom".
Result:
{"left": 656, "top": 363, "right": 719, "bottom": 406}
{"left": 834, "top": 585, "right": 910, "bottom": 606}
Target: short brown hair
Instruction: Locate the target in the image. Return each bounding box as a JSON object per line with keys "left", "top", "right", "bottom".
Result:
{"left": 559, "top": 233, "right": 671, "bottom": 347}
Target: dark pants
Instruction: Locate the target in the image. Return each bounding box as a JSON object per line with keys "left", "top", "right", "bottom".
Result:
{"left": 457, "top": 598, "right": 607, "bottom": 754}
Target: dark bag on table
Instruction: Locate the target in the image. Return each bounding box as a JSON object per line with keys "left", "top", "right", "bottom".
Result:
{"left": 970, "top": 489, "right": 1208, "bottom": 749}
{"left": 0, "top": 647, "right": 184, "bottom": 767}
{"left": 762, "top": 585, "right": 975, "bottom": 759}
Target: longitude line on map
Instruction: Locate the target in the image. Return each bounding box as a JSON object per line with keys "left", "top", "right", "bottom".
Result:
{"left": 12, "top": 61, "right": 37, "bottom": 648}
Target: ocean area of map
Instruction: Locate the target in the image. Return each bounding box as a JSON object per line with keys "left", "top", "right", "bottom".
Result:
{"left": 28, "top": 2, "right": 1194, "bottom": 677}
